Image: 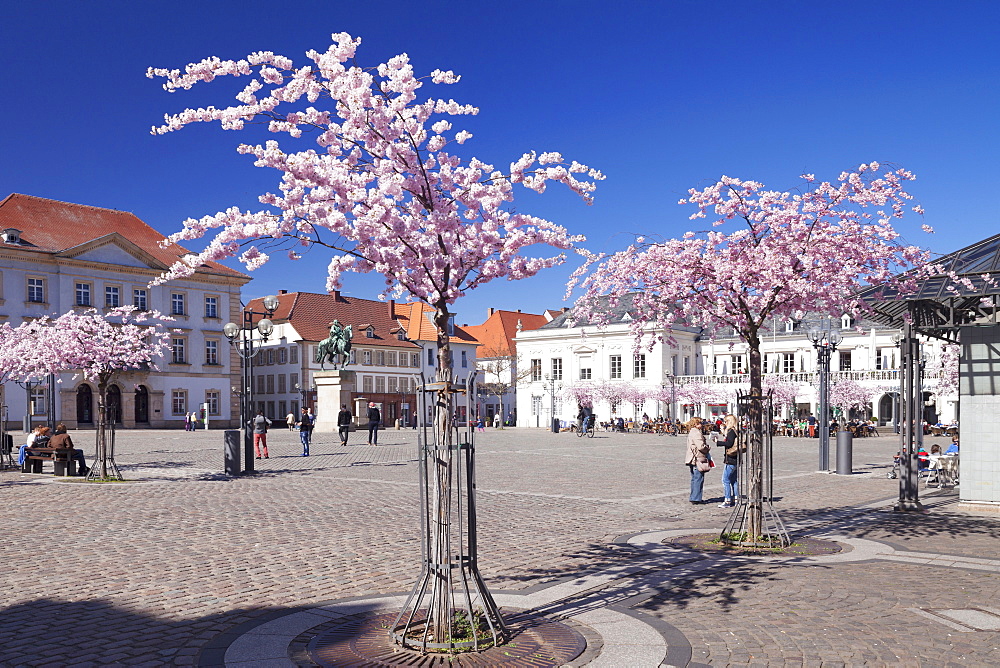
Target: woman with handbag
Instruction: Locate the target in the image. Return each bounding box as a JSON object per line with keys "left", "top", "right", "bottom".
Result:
{"left": 717, "top": 414, "right": 740, "bottom": 508}
{"left": 685, "top": 417, "right": 711, "bottom": 504}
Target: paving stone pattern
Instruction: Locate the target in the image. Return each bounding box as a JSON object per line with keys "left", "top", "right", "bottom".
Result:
{"left": 1, "top": 427, "right": 997, "bottom": 666}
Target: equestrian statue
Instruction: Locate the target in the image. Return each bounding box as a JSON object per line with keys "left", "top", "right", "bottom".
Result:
{"left": 316, "top": 319, "right": 353, "bottom": 370}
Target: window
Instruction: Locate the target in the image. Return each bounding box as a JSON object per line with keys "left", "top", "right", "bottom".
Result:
{"left": 105, "top": 285, "right": 121, "bottom": 308}
{"left": 266, "top": 375, "right": 275, "bottom": 394}
{"left": 683, "top": 357, "right": 690, "bottom": 375}
{"left": 580, "top": 366, "right": 592, "bottom": 380}
{"left": 363, "top": 350, "right": 372, "bottom": 365}
{"left": 732, "top": 355, "right": 745, "bottom": 374}
{"left": 447, "top": 316, "right": 455, "bottom": 336}
{"left": 205, "top": 296, "right": 218, "bottom": 318}
{"left": 397, "top": 330, "right": 407, "bottom": 341}
{"left": 349, "top": 349, "right": 356, "bottom": 365}
{"left": 266, "top": 349, "right": 275, "bottom": 365}
{"left": 291, "top": 400, "right": 300, "bottom": 416}
{"left": 278, "top": 347, "right": 287, "bottom": 365}
{"left": 780, "top": 353, "right": 795, "bottom": 374}
{"left": 205, "top": 340, "right": 219, "bottom": 365}
{"left": 409, "top": 353, "right": 417, "bottom": 367}
{"left": 366, "top": 326, "right": 375, "bottom": 338}
{"left": 278, "top": 374, "right": 286, "bottom": 394}
{"left": 530, "top": 359, "right": 542, "bottom": 382}
{"left": 133, "top": 288, "right": 147, "bottom": 310}
{"left": 400, "top": 376, "right": 409, "bottom": 393}
{"left": 171, "top": 337, "right": 186, "bottom": 364}
{"left": 376, "top": 350, "right": 386, "bottom": 365}
{"left": 376, "top": 376, "right": 386, "bottom": 393}
{"left": 172, "top": 390, "right": 187, "bottom": 415}
{"left": 290, "top": 346, "right": 298, "bottom": 364}
{"left": 610, "top": 355, "right": 622, "bottom": 379}
{"left": 290, "top": 373, "right": 298, "bottom": 390}
{"left": 171, "top": 293, "right": 185, "bottom": 316}
{"left": 428, "top": 347, "right": 435, "bottom": 366}
{"left": 29, "top": 386, "right": 46, "bottom": 415}
{"left": 75, "top": 283, "right": 91, "bottom": 306}
{"left": 278, "top": 400, "right": 286, "bottom": 418}
{"left": 387, "top": 351, "right": 397, "bottom": 366}
{"left": 634, "top": 354, "right": 646, "bottom": 378}
{"left": 461, "top": 350, "right": 468, "bottom": 368}
{"left": 785, "top": 320, "right": 795, "bottom": 333}
{"left": 388, "top": 376, "right": 398, "bottom": 392}
{"left": 363, "top": 375, "right": 374, "bottom": 393}
{"left": 551, "top": 357, "right": 563, "bottom": 380}
{"left": 839, "top": 350, "right": 852, "bottom": 371}
{"left": 256, "top": 376, "right": 265, "bottom": 393}
{"left": 841, "top": 314, "right": 853, "bottom": 329}
{"left": 671, "top": 355, "right": 678, "bottom": 375}
{"left": 27, "top": 277, "right": 44, "bottom": 303}
{"left": 206, "top": 391, "right": 220, "bottom": 415}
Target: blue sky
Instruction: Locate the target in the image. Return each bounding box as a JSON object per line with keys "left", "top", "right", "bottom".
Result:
{"left": 3, "top": 1, "right": 998, "bottom": 326}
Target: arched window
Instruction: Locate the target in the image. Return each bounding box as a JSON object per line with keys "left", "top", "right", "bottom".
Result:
{"left": 135, "top": 385, "right": 149, "bottom": 423}
{"left": 76, "top": 385, "right": 93, "bottom": 424}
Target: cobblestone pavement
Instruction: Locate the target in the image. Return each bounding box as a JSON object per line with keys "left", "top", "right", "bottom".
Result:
{"left": 1, "top": 426, "right": 998, "bottom": 666}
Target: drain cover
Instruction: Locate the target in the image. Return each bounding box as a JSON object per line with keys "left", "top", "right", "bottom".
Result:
{"left": 306, "top": 609, "right": 587, "bottom": 666}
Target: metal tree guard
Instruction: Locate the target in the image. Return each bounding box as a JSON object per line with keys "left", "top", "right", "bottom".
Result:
{"left": 393, "top": 371, "right": 507, "bottom": 652}
{"left": 721, "top": 390, "right": 791, "bottom": 548}
{"left": 895, "top": 323, "right": 924, "bottom": 511}
{"left": 88, "top": 397, "right": 122, "bottom": 480}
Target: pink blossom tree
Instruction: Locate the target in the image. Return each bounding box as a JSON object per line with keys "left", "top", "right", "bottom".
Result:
{"left": 827, "top": 378, "right": 875, "bottom": 422}
{"left": 930, "top": 343, "right": 959, "bottom": 398}
{"left": 763, "top": 376, "right": 802, "bottom": 411}
{"left": 48, "top": 307, "right": 171, "bottom": 479}
{"left": 148, "top": 33, "right": 601, "bottom": 649}
{"left": 573, "top": 164, "right": 929, "bottom": 544}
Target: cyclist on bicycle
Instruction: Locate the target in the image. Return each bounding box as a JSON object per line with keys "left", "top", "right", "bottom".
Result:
{"left": 577, "top": 404, "right": 593, "bottom": 435}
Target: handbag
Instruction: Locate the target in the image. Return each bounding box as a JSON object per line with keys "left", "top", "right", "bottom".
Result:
{"left": 696, "top": 459, "right": 711, "bottom": 473}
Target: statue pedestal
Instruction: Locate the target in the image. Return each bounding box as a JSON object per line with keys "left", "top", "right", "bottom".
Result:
{"left": 314, "top": 370, "right": 356, "bottom": 432}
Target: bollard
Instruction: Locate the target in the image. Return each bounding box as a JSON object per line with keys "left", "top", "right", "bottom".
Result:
{"left": 224, "top": 430, "right": 241, "bottom": 476}
{"left": 836, "top": 430, "right": 853, "bottom": 475}
{"left": 551, "top": 417, "right": 560, "bottom": 434}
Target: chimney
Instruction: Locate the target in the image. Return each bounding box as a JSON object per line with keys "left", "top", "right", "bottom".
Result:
{"left": 328, "top": 290, "right": 340, "bottom": 301}
{"left": 279, "top": 289, "right": 288, "bottom": 295}
{"left": 516, "top": 309, "right": 521, "bottom": 313}
{"left": 487, "top": 307, "right": 495, "bottom": 318}
{"left": 388, "top": 299, "right": 395, "bottom": 318}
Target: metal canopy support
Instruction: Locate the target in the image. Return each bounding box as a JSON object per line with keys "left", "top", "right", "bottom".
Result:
{"left": 895, "top": 322, "right": 923, "bottom": 512}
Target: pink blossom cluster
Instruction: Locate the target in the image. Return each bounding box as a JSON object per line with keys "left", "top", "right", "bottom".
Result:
{"left": 827, "top": 378, "right": 876, "bottom": 413}
{"left": 0, "top": 308, "right": 171, "bottom": 388}
{"left": 929, "top": 343, "right": 959, "bottom": 397}
{"left": 762, "top": 376, "right": 803, "bottom": 409}
{"left": 571, "top": 164, "right": 930, "bottom": 396}
{"left": 147, "top": 33, "right": 603, "bottom": 310}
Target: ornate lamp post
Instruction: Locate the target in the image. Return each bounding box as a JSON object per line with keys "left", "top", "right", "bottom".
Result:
{"left": 662, "top": 372, "right": 676, "bottom": 423}
{"left": 543, "top": 373, "right": 561, "bottom": 433}
{"left": 294, "top": 380, "right": 315, "bottom": 412}
{"left": 808, "top": 326, "right": 842, "bottom": 471}
{"left": 224, "top": 294, "right": 279, "bottom": 474}
{"left": 892, "top": 327, "right": 925, "bottom": 511}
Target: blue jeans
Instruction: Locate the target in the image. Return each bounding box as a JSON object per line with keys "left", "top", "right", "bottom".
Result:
{"left": 689, "top": 464, "right": 705, "bottom": 502}
{"left": 299, "top": 429, "right": 311, "bottom": 455}
{"left": 722, "top": 463, "right": 738, "bottom": 501}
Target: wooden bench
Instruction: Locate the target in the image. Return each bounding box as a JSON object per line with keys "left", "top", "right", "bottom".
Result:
{"left": 22, "top": 447, "right": 76, "bottom": 476}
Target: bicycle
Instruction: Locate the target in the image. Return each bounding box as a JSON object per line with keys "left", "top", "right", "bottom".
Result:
{"left": 576, "top": 415, "right": 596, "bottom": 438}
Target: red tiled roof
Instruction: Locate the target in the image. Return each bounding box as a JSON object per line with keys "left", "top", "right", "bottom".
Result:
{"left": 248, "top": 292, "right": 478, "bottom": 346}
{"left": 465, "top": 310, "right": 548, "bottom": 357}
{"left": 0, "top": 193, "right": 249, "bottom": 280}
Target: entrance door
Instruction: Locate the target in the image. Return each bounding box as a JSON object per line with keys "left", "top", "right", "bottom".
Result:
{"left": 107, "top": 385, "right": 123, "bottom": 424}
{"left": 134, "top": 385, "right": 149, "bottom": 423}
{"left": 76, "top": 385, "right": 93, "bottom": 424}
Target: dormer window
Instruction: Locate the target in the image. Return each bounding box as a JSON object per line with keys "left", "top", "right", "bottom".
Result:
{"left": 447, "top": 315, "right": 455, "bottom": 337}
{"left": 366, "top": 326, "right": 375, "bottom": 338}
{"left": 785, "top": 320, "right": 795, "bottom": 333}
{"left": 841, "top": 314, "right": 853, "bottom": 329}
{"left": 2, "top": 228, "right": 22, "bottom": 244}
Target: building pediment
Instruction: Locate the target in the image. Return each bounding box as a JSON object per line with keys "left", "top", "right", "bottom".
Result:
{"left": 57, "top": 233, "right": 167, "bottom": 270}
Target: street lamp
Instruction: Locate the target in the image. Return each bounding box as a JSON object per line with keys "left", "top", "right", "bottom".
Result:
{"left": 543, "top": 373, "right": 561, "bottom": 433}
{"left": 808, "top": 326, "right": 842, "bottom": 471}
{"left": 294, "top": 380, "right": 315, "bottom": 412}
{"left": 224, "top": 294, "right": 279, "bottom": 474}
{"left": 662, "top": 372, "right": 676, "bottom": 423}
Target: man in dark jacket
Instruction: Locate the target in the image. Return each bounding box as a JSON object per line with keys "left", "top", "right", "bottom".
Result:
{"left": 337, "top": 404, "right": 353, "bottom": 446}
{"left": 367, "top": 402, "right": 381, "bottom": 445}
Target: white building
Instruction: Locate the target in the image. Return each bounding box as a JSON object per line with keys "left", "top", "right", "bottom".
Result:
{"left": 0, "top": 193, "right": 250, "bottom": 429}
{"left": 514, "top": 299, "right": 700, "bottom": 428}
{"left": 514, "top": 296, "right": 956, "bottom": 428}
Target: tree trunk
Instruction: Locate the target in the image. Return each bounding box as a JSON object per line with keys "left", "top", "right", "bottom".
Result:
{"left": 96, "top": 376, "right": 109, "bottom": 479}
{"left": 746, "top": 331, "right": 764, "bottom": 543}
{"left": 430, "top": 305, "right": 454, "bottom": 642}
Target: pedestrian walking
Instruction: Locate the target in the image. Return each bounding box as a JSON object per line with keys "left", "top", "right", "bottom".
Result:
{"left": 286, "top": 411, "right": 296, "bottom": 431}
{"left": 337, "top": 404, "right": 353, "bottom": 445}
{"left": 476, "top": 416, "right": 485, "bottom": 432}
{"left": 367, "top": 402, "right": 381, "bottom": 445}
{"left": 297, "top": 407, "right": 314, "bottom": 456}
{"left": 493, "top": 413, "right": 501, "bottom": 429}
{"left": 717, "top": 414, "right": 739, "bottom": 507}
{"left": 250, "top": 409, "right": 271, "bottom": 459}
{"left": 184, "top": 411, "right": 191, "bottom": 431}
{"left": 685, "top": 417, "right": 711, "bottom": 504}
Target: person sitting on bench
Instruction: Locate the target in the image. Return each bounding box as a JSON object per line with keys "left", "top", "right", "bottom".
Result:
{"left": 19, "top": 425, "right": 50, "bottom": 466}
{"left": 48, "top": 423, "right": 88, "bottom": 476}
